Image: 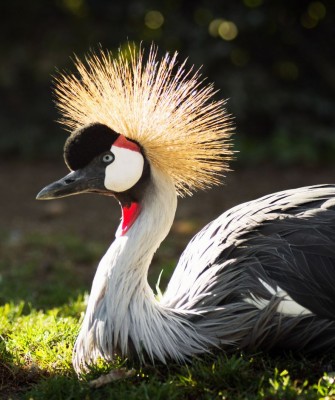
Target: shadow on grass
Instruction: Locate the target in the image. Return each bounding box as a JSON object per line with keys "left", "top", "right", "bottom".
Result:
{"left": 0, "top": 230, "right": 101, "bottom": 310}
{"left": 0, "top": 336, "right": 48, "bottom": 400}
{"left": 20, "top": 352, "right": 335, "bottom": 400}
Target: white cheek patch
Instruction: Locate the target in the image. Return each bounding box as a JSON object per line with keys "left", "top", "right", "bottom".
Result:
{"left": 104, "top": 146, "right": 144, "bottom": 192}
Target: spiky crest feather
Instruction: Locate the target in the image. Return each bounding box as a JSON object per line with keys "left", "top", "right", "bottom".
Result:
{"left": 54, "top": 45, "right": 234, "bottom": 196}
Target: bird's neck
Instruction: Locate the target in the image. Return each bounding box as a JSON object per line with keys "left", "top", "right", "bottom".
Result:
{"left": 104, "top": 167, "right": 178, "bottom": 312}
{"left": 74, "top": 168, "right": 184, "bottom": 368}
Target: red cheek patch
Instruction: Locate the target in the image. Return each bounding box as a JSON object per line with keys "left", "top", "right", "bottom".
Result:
{"left": 113, "top": 135, "right": 141, "bottom": 152}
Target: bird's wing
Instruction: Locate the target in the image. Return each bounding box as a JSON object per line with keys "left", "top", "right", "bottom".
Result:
{"left": 162, "top": 184, "right": 335, "bottom": 320}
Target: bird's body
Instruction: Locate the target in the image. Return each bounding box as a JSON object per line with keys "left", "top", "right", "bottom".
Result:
{"left": 72, "top": 181, "right": 335, "bottom": 370}
{"left": 37, "top": 45, "right": 335, "bottom": 375}
{"left": 164, "top": 184, "right": 335, "bottom": 352}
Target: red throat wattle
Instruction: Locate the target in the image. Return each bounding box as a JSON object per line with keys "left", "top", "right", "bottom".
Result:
{"left": 119, "top": 202, "right": 141, "bottom": 236}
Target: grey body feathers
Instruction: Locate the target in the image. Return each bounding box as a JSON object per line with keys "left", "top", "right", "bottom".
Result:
{"left": 162, "top": 184, "right": 335, "bottom": 354}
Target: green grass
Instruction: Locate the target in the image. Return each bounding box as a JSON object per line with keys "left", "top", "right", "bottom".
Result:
{"left": 1, "top": 231, "right": 335, "bottom": 399}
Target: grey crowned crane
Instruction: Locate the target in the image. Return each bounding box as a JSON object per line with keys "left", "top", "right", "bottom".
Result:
{"left": 37, "top": 46, "right": 335, "bottom": 379}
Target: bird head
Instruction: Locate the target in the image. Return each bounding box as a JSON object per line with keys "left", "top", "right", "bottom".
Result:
{"left": 37, "top": 122, "right": 149, "bottom": 200}
{"left": 37, "top": 44, "right": 234, "bottom": 233}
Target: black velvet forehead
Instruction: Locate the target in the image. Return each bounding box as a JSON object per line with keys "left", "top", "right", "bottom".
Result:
{"left": 64, "top": 123, "right": 120, "bottom": 170}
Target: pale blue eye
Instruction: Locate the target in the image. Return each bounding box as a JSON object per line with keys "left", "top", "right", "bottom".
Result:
{"left": 102, "top": 153, "right": 115, "bottom": 163}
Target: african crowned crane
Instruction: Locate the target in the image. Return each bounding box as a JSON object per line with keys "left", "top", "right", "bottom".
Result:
{"left": 37, "top": 46, "right": 335, "bottom": 378}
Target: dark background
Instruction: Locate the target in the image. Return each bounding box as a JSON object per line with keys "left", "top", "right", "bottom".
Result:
{"left": 1, "top": 0, "right": 334, "bottom": 165}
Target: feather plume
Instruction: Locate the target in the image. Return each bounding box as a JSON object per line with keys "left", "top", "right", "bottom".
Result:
{"left": 54, "top": 44, "right": 234, "bottom": 196}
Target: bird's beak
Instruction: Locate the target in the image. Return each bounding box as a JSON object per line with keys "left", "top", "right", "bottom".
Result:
{"left": 36, "top": 165, "right": 105, "bottom": 200}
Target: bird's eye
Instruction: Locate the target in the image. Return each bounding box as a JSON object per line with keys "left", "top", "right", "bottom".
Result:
{"left": 102, "top": 153, "right": 115, "bottom": 163}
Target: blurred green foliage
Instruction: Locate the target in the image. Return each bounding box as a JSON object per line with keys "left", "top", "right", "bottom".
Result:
{"left": 1, "top": 0, "right": 334, "bottom": 164}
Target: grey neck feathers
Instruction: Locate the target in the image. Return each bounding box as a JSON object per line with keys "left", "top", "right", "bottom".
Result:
{"left": 72, "top": 167, "right": 214, "bottom": 373}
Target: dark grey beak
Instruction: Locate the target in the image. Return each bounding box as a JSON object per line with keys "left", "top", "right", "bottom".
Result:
{"left": 36, "top": 166, "right": 105, "bottom": 200}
